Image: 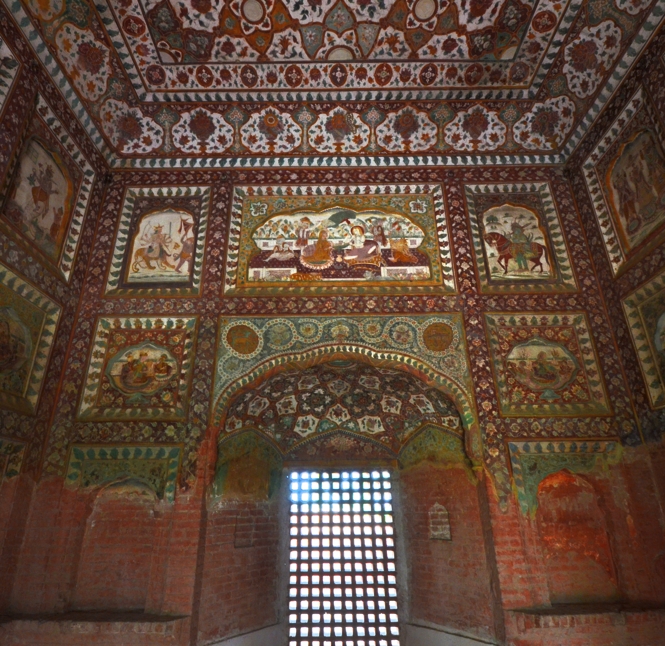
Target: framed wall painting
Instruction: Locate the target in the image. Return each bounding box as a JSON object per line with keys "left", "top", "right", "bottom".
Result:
{"left": 0, "top": 261, "right": 62, "bottom": 415}
{"left": 465, "top": 182, "right": 577, "bottom": 293}
{"left": 622, "top": 267, "right": 665, "bottom": 409}
{"left": 77, "top": 316, "right": 198, "bottom": 422}
{"left": 223, "top": 183, "right": 455, "bottom": 297}
{"left": 0, "top": 94, "right": 95, "bottom": 283}
{"left": 104, "top": 185, "right": 211, "bottom": 297}
{"left": 583, "top": 87, "right": 665, "bottom": 276}
{"left": 484, "top": 312, "right": 611, "bottom": 418}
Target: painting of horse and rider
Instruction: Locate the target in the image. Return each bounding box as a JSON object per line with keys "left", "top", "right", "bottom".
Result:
{"left": 480, "top": 204, "right": 554, "bottom": 283}
{"left": 2, "top": 136, "right": 79, "bottom": 265}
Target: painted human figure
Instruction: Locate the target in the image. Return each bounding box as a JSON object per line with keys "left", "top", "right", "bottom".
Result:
{"left": 133, "top": 223, "right": 176, "bottom": 271}
{"left": 532, "top": 351, "right": 557, "bottom": 383}
{"left": 173, "top": 218, "right": 195, "bottom": 274}
{"left": 295, "top": 217, "right": 313, "bottom": 250}
{"left": 153, "top": 354, "right": 173, "bottom": 377}
{"left": 267, "top": 235, "right": 295, "bottom": 261}
{"left": 301, "top": 229, "right": 333, "bottom": 264}
{"left": 27, "top": 162, "right": 58, "bottom": 221}
{"left": 344, "top": 225, "right": 380, "bottom": 262}
{"left": 370, "top": 219, "right": 388, "bottom": 249}
{"left": 508, "top": 222, "right": 530, "bottom": 271}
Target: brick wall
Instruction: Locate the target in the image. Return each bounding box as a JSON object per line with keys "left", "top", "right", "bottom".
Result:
{"left": 400, "top": 461, "right": 498, "bottom": 641}
{"left": 196, "top": 499, "right": 281, "bottom": 644}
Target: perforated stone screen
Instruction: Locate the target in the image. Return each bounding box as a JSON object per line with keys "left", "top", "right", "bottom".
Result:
{"left": 288, "top": 469, "right": 401, "bottom": 646}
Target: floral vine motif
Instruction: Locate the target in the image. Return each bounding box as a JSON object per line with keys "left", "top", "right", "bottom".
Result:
{"left": 240, "top": 107, "right": 302, "bottom": 153}
{"left": 308, "top": 108, "right": 371, "bottom": 153}
{"left": 563, "top": 20, "right": 622, "bottom": 99}
{"left": 172, "top": 108, "right": 234, "bottom": 153}
{"left": 513, "top": 96, "right": 575, "bottom": 151}
{"left": 100, "top": 100, "right": 164, "bottom": 154}
{"left": 444, "top": 104, "right": 507, "bottom": 151}
{"left": 376, "top": 107, "right": 437, "bottom": 152}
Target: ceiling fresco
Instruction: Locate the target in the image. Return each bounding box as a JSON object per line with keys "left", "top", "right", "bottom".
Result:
{"left": 4, "top": 0, "right": 664, "bottom": 161}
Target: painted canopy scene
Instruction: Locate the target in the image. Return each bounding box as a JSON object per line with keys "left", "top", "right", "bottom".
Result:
{"left": 225, "top": 184, "right": 454, "bottom": 296}
{"left": 2, "top": 135, "right": 80, "bottom": 266}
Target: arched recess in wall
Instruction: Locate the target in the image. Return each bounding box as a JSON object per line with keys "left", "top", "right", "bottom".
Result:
{"left": 72, "top": 478, "right": 160, "bottom": 612}
{"left": 536, "top": 470, "right": 619, "bottom": 604}
{"left": 210, "top": 343, "right": 480, "bottom": 467}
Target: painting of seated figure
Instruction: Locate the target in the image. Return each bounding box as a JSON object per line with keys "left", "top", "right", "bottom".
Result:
{"left": 225, "top": 183, "right": 455, "bottom": 296}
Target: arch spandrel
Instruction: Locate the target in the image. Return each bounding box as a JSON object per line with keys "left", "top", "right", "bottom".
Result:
{"left": 211, "top": 315, "right": 481, "bottom": 463}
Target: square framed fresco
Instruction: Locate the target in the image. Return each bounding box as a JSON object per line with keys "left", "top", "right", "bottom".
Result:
{"left": 583, "top": 87, "right": 665, "bottom": 276}
{"left": 104, "top": 186, "right": 211, "bottom": 297}
{"left": 77, "top": 316, "right": 198, "bottom": 422}
{"left": 0, "top": 95, "right": 95, "bottom": 283}
{"left": 622, "top": 267, "right": 665, "bottom": 409}
{"left": 465, "top": 182, "right": 577, "bottom": 293}
{"left": 223, "top": 183, "right": 455, "bottom": 297}
{"left": 484, "top": 312, "right": 611, "bottom": 418}
{"left": 0, "top": 261, "right": 62, "bottom": 415}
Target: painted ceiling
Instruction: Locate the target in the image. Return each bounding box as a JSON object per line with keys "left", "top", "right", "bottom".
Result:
{"left": 222, "top": 361, "right": 462, "bottom": 453}
{"left": 7, "top": 0, "right": 664, "bottom": 162}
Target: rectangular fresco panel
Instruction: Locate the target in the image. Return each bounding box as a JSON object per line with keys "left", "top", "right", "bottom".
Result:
{"left": 104, "top": 186, "right": 211, "bottom": 297}
{"left": 484, "top": 312, "right": 611, "bottom": 418}
{"left": 465, "top": 182, "right": 577, "bottom": 293}
{"left": 583, "top": 87, "right": 665, "bottom": 276}
{"left": 622, "top": 267, "right": 665, "bottom": 409}
{"left": 0, "top": 261, "right": 61, "bottom": 414}
{"left": 0, "top": 95, "right": 95, "bottom": 282}
{"left": 78, "top": 316, "right": 198, "bottom": 422}
{"left": 223, "top": 184, "right": 455, "bottom": 296}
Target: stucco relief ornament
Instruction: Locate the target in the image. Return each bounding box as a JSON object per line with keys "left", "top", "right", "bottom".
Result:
{"left": 444, "top": 104, "right": 507, "bottom": 152}
{"left": 99, "top": 100, "right": 164, "bottom": 154}
{"left": 376, "top": 107, "right": 437, "bottom": 152}
{"left": 563, "top": 20, "right": 622, "bottom": 99}
{"left": 308, "top": 108, "right": 370, "bottom": 153}
{"left": 240, "top": 108, "right": 302, "bottom": 153}
{"left": 513, "top": 96, "right": 575, "bottom": 151}
{"left": 172, "top": 108, "right": 234, "bottom": 154}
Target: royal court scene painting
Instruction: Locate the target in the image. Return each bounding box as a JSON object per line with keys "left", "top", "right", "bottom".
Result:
{"left": 224, "top": 184, "right": 455, "bottom": 296}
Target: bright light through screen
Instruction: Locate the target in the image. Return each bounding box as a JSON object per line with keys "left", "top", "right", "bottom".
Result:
{"left": 287, "top": 469, "right": 401, "bottom": 646}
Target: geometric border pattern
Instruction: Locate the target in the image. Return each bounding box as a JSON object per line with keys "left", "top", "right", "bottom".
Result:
{"left": 465, "top": 181, "right": 577, "bottom": 294}
{"left": 0, "top": 36, "right": 20, "bottom": 120}
{"left": 223, "top": 182, "right": 455, "bottom": 296}
{"left": 0, "top": 435, "right": 27, "bottom": 480}
{"left": 507, "top": 438, "right": 620, "bottom": 514}
{"left": 621, "top": 266, "right": 665, "bottom": 410}
{"left": 77, "top": 316, "right": 198, "bottom": 421}
{"left": 0, "top": 260, "right": 62, "bottom": 415}
{"left": 582, "top": 87, "right": 664, "bottom": 277}
{"left": 104, "top": 185, "right": 211, "bottom": 297}
{"left": 64, "top": 443, "right": 182, "bottom": 502}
